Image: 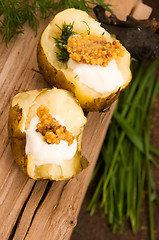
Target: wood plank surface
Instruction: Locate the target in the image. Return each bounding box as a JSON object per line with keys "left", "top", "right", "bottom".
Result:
{"left": 0, "top": 1, "right": 151, "bottom": 239}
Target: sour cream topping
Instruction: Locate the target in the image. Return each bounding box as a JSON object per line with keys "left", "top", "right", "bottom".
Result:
{"left": 25, "top": 116, "right": 77, "bottom": 166}
{"left": 67, "top": 58, "right": 125, "bottom": 93}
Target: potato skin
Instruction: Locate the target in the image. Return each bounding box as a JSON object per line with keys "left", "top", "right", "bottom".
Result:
{"left": 82, "top": 88, "right": 122, "bottom": 112}
{"left": 8, "top": 104, "right": 27, "bottom": 175}
{"left": 37, "top": 42, "right": 75, "bottom": 94}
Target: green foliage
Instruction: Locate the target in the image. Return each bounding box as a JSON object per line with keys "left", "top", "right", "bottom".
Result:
{"left": 54, "top": 22, "right": 75, "bottom": 63}
{"left": 0, "top": 0, "right": 112, "bottom": 44}
{"left": 87, "top": 59, "right": 159, "bottom": 239}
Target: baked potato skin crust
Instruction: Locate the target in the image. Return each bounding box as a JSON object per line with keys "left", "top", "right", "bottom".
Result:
{"left": 37, "top": 41, "right": 75, "bottom": 94}
{"left": 82, "top": 88, "right": 122, "bottom": 112}
{"left": 37, "top": 41, "right": 127, "bottom": 112}
{"left": 8, "top": 104, "right": 27, "bottom": 175}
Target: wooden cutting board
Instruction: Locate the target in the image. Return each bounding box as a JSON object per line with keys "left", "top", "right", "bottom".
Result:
{"left": 0, "top": 1, "right": 152, "bottom": 239}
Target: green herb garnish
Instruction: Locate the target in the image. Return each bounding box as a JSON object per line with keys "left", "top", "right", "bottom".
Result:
{"left": 53, "top": 22, "right": 75, "bottom": 63}
{"left": 74, "top": 74, "right": 78, "bottom": 79}
{"left": 87, "top": 59, "right": 159, "bottom": 239}
{"left": 81, "top": 21, "right": 90, "bottom": 35}
{"left": 0, "top": 0, "right": 112, "bottom": 44}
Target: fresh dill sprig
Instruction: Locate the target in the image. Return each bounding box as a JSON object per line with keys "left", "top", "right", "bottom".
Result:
{"left": 54, "top": 22, "right": 75, "bottom": 63}
{"left": 0, "top": 0, "right": 112, "bottom": 44}
{"left": 0, "top": 0, "right": 57, "bottom": 44}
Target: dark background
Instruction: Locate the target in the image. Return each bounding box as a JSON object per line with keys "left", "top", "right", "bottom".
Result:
{"left": 71, "top": 1, "right": 159, "bottom": 240}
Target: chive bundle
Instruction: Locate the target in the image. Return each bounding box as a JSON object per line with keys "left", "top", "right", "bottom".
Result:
{"left": 87, "top": 59, "right": 159, "bottom": 239}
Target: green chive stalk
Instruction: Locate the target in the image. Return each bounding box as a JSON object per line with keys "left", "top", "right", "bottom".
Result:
{"left": 87, "top": 59, "right": 159, "bottom": 239}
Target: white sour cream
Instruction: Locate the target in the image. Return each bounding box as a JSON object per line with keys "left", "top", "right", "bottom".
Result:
{"left": 25, "top": 116, "right": 77, "bottom": 166}
{"left": 67, "top": 58, "right": 125, "bottom": 93}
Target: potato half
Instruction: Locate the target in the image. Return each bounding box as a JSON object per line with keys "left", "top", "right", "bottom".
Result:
{"left": 37, "top": 8, "right": 132, "bottom": 111}
{"left": 8, "top": 88, "right": 87, "bottom": 180}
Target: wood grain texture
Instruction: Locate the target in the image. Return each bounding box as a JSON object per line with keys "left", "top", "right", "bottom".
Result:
{"left": 132, "top": 2, "right": 152, "bottom": 19}
{"left": 105, "top": 0, "right": 139, "bottom": 20}
{"left": 0, "top": 1, "right": 151, "bottom": 240}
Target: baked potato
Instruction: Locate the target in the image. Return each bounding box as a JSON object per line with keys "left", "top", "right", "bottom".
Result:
{"left": 37, "top": 8, "right": 132, "bottom": 111}
{"left": 8, "top": 88, "right": 87, "bottom": 180}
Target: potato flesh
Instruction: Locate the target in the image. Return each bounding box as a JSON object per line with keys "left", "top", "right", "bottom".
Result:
{"left": 12, "top": 90, "right": 41, "bottom": 133}
{"left": 40, "top": 8, "right": 132, "bottom": 102}
{"left": 11, "top": 88, "right": 87, "bottom": 180}
{"left": 27, "top": 152, "right": 82, "bottom": 180}
{"left": 26, "top": 88, "right": 86, "bottom": 136}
